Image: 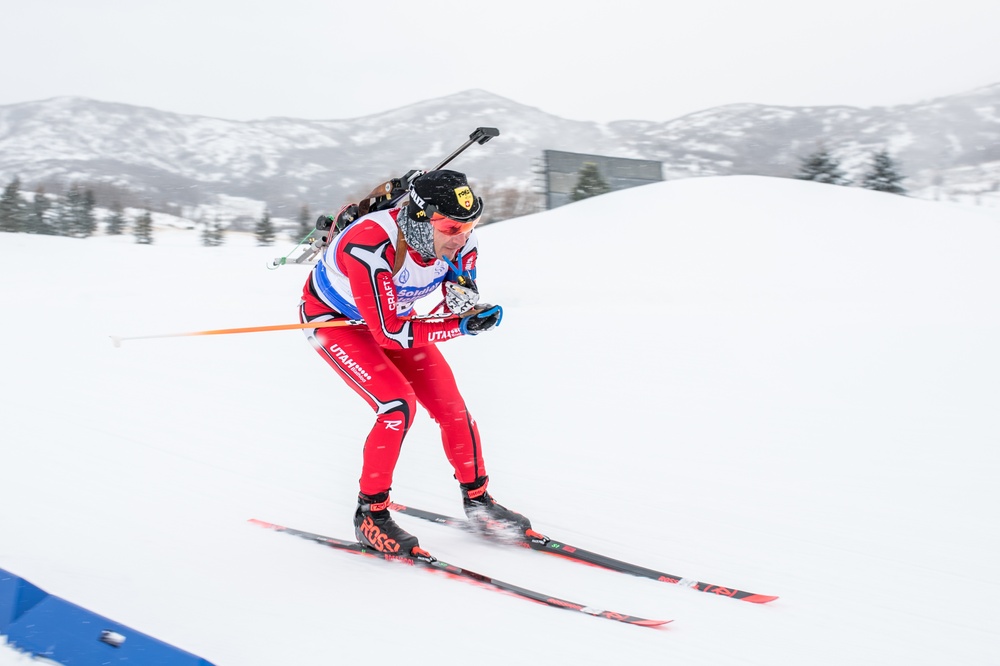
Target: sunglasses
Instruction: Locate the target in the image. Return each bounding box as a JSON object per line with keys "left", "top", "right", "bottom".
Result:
{"left": 430, "top": 211, "right": 481, "bottom": 236}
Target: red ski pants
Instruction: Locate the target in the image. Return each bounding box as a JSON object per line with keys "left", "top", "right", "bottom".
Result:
{"left": 307, "top": 323, "right": 485, "bottom": 496}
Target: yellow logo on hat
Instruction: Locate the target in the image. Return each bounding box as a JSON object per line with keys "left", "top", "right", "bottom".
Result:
{"left": 454, "top": 186, "right": 474, "bottom": 211}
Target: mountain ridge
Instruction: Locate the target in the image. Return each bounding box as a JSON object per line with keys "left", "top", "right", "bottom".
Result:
{"left": 1, "top": 85, "right": 997, "bottom": 221}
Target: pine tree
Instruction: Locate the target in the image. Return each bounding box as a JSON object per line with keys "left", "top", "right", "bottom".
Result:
{"left": 296, "top": 204, "right": 313, "bottom": 240}
{"left": 64, "top": 185, "right": 82, "bottom": 236}
{"left": 106, "top": 201, "right": 127, "bottom": 235}
{"left": 860, "top": 149, "right": 907, "bottom": 195}
{"left": 47, "top": 194, "right": 71, "bottom": 236}
{"left": 81, "top": 188, "right": 97, "bottom": 236}
{"left": 0, "top": 176, "right": 26, "bottom": 233}
{"left": 795, "top": 147, "right": 851, "bottom": 186}
{"left": 26, "top": 186, "right": 54, "bottom": 235}
{"left": 255, "top": 209, "right": 275, "bottom": 246}
{"left": 211, "top": 216, "right": 226, "bottom": 246}
{"left": 134, "top": 210, "right": 154, "bottom": 244}
{"left": 65, "top": 184, "right": 97, "bottom": 237}
{"left": 199, "top": 215, "right": 212, "bottom": 247}
{"left": 201, "top": 215, "right": 226, "bottom": 247}
{"left": 570, "top": 162, "right": 611, "bottom": 202}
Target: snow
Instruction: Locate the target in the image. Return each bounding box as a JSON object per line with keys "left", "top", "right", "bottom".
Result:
{"left": 2, "top": 176, "right": 999, "bottom": 665}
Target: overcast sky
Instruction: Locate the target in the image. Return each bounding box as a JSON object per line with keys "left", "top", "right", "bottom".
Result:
{"left": 3, "top": 0, "right": 999, "bottom": 124}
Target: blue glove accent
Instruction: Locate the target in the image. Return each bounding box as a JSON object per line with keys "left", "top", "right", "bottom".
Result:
{"left": 459, "top": 304, "right": 503, "bottom": 335}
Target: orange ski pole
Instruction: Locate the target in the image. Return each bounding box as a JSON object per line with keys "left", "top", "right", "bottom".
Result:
{"left": 109, "top": 313, "right": 459, "bottom": 347}
{"left": 109, "top": 319, "right": 364, "bottom": 347}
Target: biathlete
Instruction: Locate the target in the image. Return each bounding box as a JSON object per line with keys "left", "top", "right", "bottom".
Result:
{"left": 298, "top": 169, "right": 530, "bottom": 555}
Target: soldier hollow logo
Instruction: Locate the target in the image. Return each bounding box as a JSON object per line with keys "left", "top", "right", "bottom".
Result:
{"left": 397, "top": 283, "right": 439, "bottom": 306}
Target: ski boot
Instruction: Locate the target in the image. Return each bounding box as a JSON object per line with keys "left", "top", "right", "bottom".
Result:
{"left": 354, "top": 490, "right": 420, "bottom": 555}
{"left": 460, "top": 476, "right": 532, "bottom": 541}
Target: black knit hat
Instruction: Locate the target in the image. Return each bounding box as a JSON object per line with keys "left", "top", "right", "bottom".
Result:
{"left": 407, "top": 170, "right": 483, "bottom": 222}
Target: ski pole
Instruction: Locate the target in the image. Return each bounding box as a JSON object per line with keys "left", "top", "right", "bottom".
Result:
{"left": 109, "top": 313, "right": 459, "bottom": 347}
{"left": 109, "top": 319, "right": 363, "bottom": 347}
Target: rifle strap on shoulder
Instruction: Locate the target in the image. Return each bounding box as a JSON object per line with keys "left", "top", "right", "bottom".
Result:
{"left": 392, "top": 227, "right": 408, "bottom": 276}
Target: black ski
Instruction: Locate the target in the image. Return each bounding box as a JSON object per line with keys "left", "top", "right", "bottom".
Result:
{"left": 387, "top": 503, "right": 778, "bottom": 604}
{"left": 249, "top": 519, "right": 670, "bottom": 628}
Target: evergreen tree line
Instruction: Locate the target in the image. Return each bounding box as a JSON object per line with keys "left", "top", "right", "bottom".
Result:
{"left": 2, "top": 147, "right": 907, "bottom": 245}
{"left": 0, "top": 174, "right": 474, "bottom": 250}
{"left": 201, "top": 206, "right": 290, "bottom": 247}
{"left": 0, "top": 177, "right": 155, "bottom": 243}
{"left": 0, "top": 175, "right": 286, "bottom": 247}
{"left": 567, "top": 148, "right": 907, "bottom": 206}
{"left": 795, "top": 147, "right": 907, "bottom": 194}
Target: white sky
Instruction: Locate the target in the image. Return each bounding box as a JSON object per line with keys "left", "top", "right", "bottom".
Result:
{"left": 2, "top": 0, "right": 1000, "bottom": 123}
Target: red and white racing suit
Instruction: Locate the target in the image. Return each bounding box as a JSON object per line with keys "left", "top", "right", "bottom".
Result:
{"left": 299, "top": 207, "right": 484, "bottom": 496}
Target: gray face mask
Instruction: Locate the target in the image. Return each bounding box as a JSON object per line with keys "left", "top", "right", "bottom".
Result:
{"left": 396, "top": 206, "right": 435, "bottom": 261}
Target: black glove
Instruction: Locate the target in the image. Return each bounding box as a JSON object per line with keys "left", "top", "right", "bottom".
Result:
{"left": 459, "top": 304, "right": 503, "bottom": 335}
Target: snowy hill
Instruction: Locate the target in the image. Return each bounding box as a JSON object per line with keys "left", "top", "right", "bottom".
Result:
{"left": 1, "top": 84, "right": 998, "bottom": 221}
{"left": 2, "top": 176, "right": 999, "bottom": 665}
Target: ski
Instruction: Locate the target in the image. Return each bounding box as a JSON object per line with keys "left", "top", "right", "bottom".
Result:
{"left": 387, "top": 503, "right": 778, "bottom": 604}
{"left": 248, "top": 519, "right": 670, "bottom": 628}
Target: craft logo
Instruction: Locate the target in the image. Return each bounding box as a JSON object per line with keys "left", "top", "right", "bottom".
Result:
{"left": 380, "top": 274, "right": 396, "bottom": 311}
{"left": 454, "top": 186, "right": 474, "bottom": 211}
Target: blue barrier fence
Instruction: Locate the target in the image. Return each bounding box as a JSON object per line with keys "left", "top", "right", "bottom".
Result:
{"left": 0, "top": 568, "right": 215, "bottom": 665}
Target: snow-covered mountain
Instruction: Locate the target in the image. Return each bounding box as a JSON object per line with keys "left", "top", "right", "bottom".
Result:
{"left": 1, "top": 85, "right": 998, "bottom": 221}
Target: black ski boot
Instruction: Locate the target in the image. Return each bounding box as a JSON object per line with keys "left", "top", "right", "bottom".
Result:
{"left": 354, "top": 491, "right": 420, "bottom": 555}
{"left": 460, "top": 476, "right": 532, "bottom": 540}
